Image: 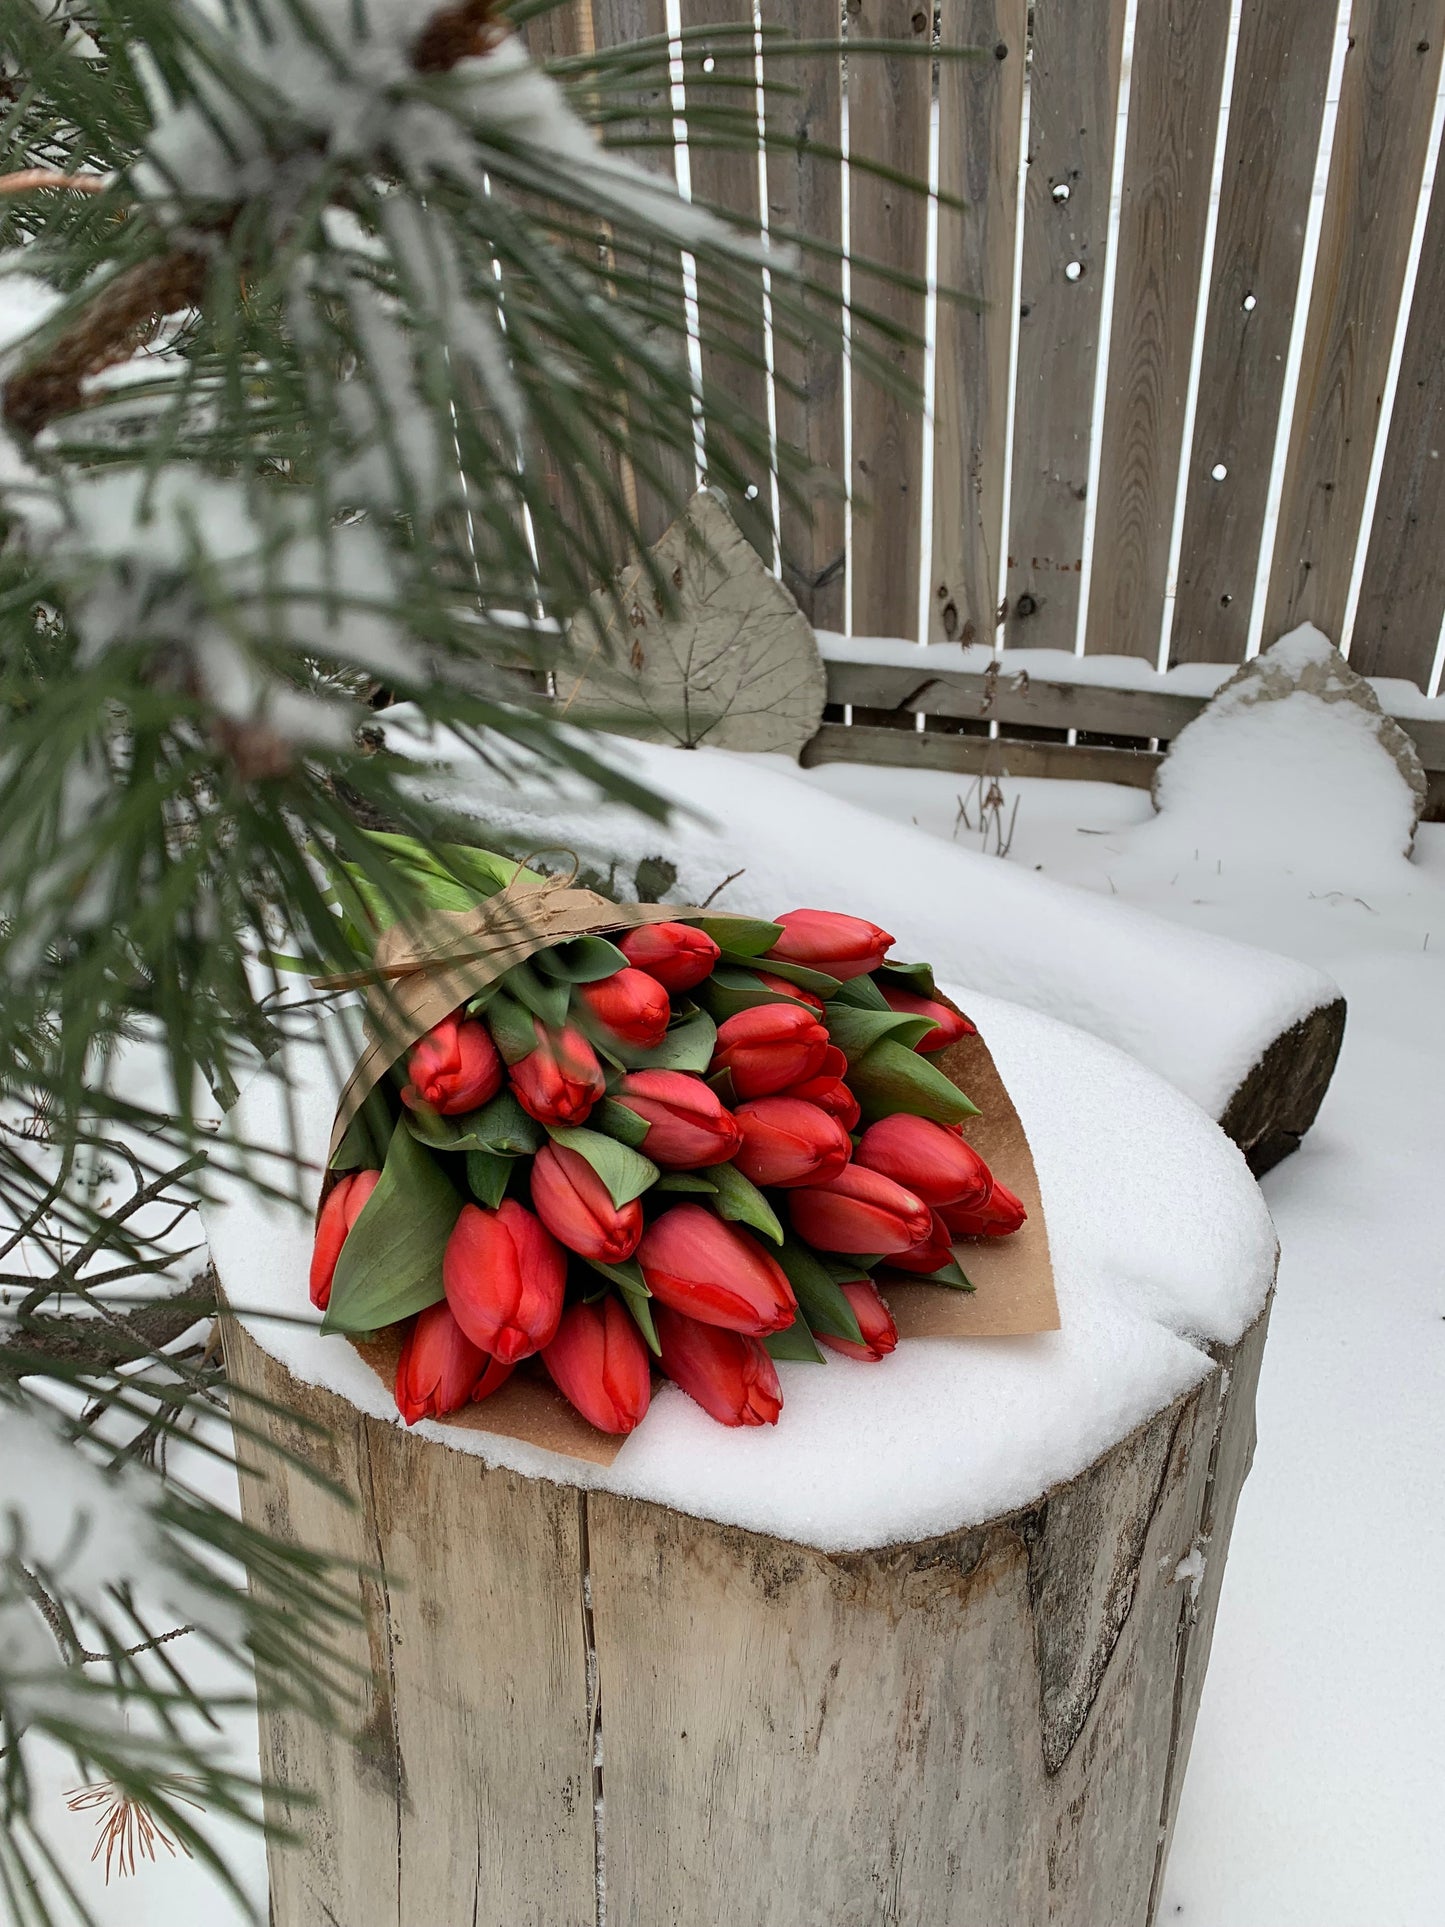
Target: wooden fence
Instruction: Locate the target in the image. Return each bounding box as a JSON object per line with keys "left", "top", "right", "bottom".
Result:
{"left": 528, "top": 0, "right": 1445, "bottom": 806}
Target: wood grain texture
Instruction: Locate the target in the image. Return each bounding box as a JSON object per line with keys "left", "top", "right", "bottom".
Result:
{"left": 928, "top": 3, "right": 1025, "bottom": 646}
{"left": 765, "top": 1, "right": 846, "bottom": 626}
{"left": 802, "top": 718, "right": 1164, "bottom": 785}
{"left": 846, "top": 0, "right": 932, "bottom": 640}
{"left": 1004, "top": 0, "right": 1128, "bottom": 651}
{"left": 1168, "top": 0, "right": 1337, "bottom": 665}
{"left": 1262, "top": 0, "right": 1445, "bottom": 646}
{"left": 682, "top": 0, "right": 774, "bottom": 557}
{"left": 1085, "top": 0, "right": 1234, "bottom": 658}
{"left": 1349, "top": 157, "right": 1445, "bottom": 686}
{"left": 823, "top": 655, "right": 1203, "bottom": 737}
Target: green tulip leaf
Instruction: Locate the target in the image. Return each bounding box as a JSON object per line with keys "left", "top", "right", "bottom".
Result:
{"left": 583, "top": 1256, "right": 662, "bottom": 1358}
{"left": 775, "top": 1238, "right": 864, "bottom": 1345}
{"left": 764, "top": 1309, "right": 826, "bottom": 1363}
{"left": 330, "top": 1083, "right": 395, "bottom": 1171}
{"left": 606, "top": 1005, "right": 717, "bottom": 1074}
{"left": 848, "top": 1038, "right": 980, "bottom": 1125}
{"left": 322, "top": 1119, "right": 461, "bottom": 1334}
{"left": 823, "top": 1003, "right": 937, "bottom": 1063}
{"left": 465, "top": 1148, "right": 514, "bottom": 1209}
{"left": 595, "top": 1096, "right": 654, "bottom": 1149}
{"left": 548, "top": 1125, "right": 659, "bottom": 1207}
{"left": 695, "top": 915, "right": 782, "bottom": 957}
{"left": 696, "top": 965, "right": 817, "bottom": 1022}
{"left": 820, "top": 1256, "right": 872, "bottom": 1285}
{"left": 485, "top": 991, "right": 539, "bottom": 1066}
{"left": 361, "top": 832, "right": 544, "bottom": 900}
{"left": 878, "top": 958, "right": 939, "bottom": 999}
{"left": 830, "top": 974, "right": 892, "bottom": 1013}
{"left": 652, "top": 1172, "right": 718, "bottom": 1193}
{"left": 927, "top": 1255, "right": 975, "bottom": 1292}
{"left": 717, "top": 949, "right": 841, "bottom": 996}
{"left": 404, "top": 1089, "right": 542, "bottom": 1156}
{"left": 504, "top": 957, "right": 571, "bottom": 1030}
{"left": 535, "top": 935, "right": 629, "bottom": 983}
{"left": 702, "top": 1163, "right": 784, "bottom": 1245}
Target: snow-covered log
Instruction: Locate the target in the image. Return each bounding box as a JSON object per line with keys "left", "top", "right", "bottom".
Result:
{"left": 212, "top": 991, "right": 1277, "bottom": 1925}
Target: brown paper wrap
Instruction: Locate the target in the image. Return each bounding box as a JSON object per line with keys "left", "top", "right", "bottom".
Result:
{"left": 323, "top": 881, "right": 1057, "bottom": 1466}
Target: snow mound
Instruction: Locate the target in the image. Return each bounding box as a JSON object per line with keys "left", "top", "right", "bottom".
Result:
{"left": 207, "top": 994, "right": 1277, "bottom": 1554}
{"left": 380, "top": 712, "right": 1338, "bottom": 1120}
{"left": 1149, "top": 624, "right": 1425, "bottom": 884}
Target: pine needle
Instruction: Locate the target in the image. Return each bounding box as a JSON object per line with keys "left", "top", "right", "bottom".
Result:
{"left": 64, "top": 1779, "right": 205, "bottom": 1883}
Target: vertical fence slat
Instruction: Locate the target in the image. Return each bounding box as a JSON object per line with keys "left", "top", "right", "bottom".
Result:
{"left": 847, "top": 0, "right": 932, "bottom": 640}
{"left": 1084, "top": 0, "right": 1234, "bottom": 659}
{"left": 1004, "top": 0, "right": 1127, "bottom": 653}
{"left": 766, "top": 5, "right": 846, "bottom": 629}
{"left": 1351, "top": 163, "right": 1445, "bottom": 686}
{"left": 929, "top": 2, "right": 1026, "bottom": 646}
{"left": 1262, "top": 0, "right": 1445, "bottom": 646}
{"left": 682, "top": 0, "right": 773, "bottom": 556}
{"left": 1167, "top": 0, "right": 1337, "bottom": 666}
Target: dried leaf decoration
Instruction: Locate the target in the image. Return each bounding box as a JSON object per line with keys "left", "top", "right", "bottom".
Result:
{"left": 562, "top": 489, "right": 827, "bottom": 757}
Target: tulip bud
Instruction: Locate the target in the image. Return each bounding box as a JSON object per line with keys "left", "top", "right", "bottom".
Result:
{"left": 654, "top": 1304, "right": 782, "bottom": 1427}
{"left": 576, "top": 966, "right": 671, "bottom": 1049}
{"left": 732, "top": 1096, "right": 853, "bottom": 1189}
{"left": 611, "top": 1069, "right": 743, "bottom": 1168}
{"left": 637, "top": 1203, "right": 797, "bottom": 1335}
{"left": 394, "top": 1300, "right": 490, "bottom": 1426}
{"left": 543, "top": 1297, "right": 653, "bottom": 1435}
{"left": 530, "top": 1142, "right": 644, "bottom": 1264}
{"left": 510, "top": 1022, "right": 606, "bottom": 1127}
{"left": 879, "top": 984, "right": 976, "bottom": 1054}
{"left": 816, "top": 1281, "right": 898, "bottom": 1362}
{"left": 309, "top": 1168, "right": 381, "bottom": 1310}
{"left": 618, "top": 921, "right": 720, "bottom": 992}
{"left": 853, "top": 1113, "right": 994, "bottom": 1209}
{"left": 711, "top": 1003, "right": 831, "bottom": 1100}
{"left": 938, "top": 1179, "right": 1027, "bottom": 1239}
{"left": 778, "top": 1072, "right": 861, "bottom": 1131}
{"left": 765, "top": 907, "right": 894, "bottom": 981}
{"left": 787, "top": 1165, "right": 932, "bottom": 1255}
{"left": 443, "top": 1199, "right": 566, "bottom": 1362}
{"left": 886, "top": 1209, "right": 958, "bottom": 1274}
{"left": 401, "top": 1014, "right": 504, "bottom": 1115}
{"left": 751, "top": 970, "right": 826, "bottom": 1015}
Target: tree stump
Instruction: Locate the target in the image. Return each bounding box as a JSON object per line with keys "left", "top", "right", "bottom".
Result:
{"left": 212, "top": 990, "right": 1279, "bottom": 1927}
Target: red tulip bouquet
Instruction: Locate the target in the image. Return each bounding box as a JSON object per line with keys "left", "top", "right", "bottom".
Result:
{"left": 308, "top": 834, "right": 1028, "bottom": 1443}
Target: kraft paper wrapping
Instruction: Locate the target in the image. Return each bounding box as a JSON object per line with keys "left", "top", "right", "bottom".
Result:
{"left": 326, "top": 884, "right": 1058, "bottom": 1466}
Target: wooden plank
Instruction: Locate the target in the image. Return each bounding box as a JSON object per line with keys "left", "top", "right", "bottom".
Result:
{"left": 1168, "top": 0, "right": 1337, "bottom": 666}
{"left": 1004, "top": 0, "right": 1128, "bottom": 652}
{"left": 765, "top": 2, "right": 846, "bottom": 627}
{"left": 847, "top": 0, "right": 932, "bottom": 639}
{"left": 1262, "top": 0, "right": 1445, "bottom": 646}
{"left": 928, "top": 1, "right": 1026, "bottom": 646}
{"left": 1350, "top": 158, "right": 1445, "bottom": 686}
{"left": 682, "top": 0, "right": 773, "bottom": 557}
{"left": 1085, "top": 0, "right": 1234, "bottom": 658}
{"left": 801, "top": 720, "right": 1163, "bottom": 785}
{"left": 823, "top": 657, "right": 1203, "bottom": 737}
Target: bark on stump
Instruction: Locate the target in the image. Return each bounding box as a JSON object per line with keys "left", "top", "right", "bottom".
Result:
{"left": 225, "top": 1300, "right": 1269, "bottom": 1927}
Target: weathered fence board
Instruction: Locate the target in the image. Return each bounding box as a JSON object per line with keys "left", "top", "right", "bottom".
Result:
{"left": 682, "top": 0, "right": 774, "bottom": 558}
{"left": 929, "top": 1, "right": 1025, "bottom": 647}
{"left": 802, "top": 721, "right": 1164, "bottom": 787}
{"left": 766, "top": 6, "right": 846, "bottom": 628}
{"left": 1168, "top": 0, "right": 1337, "bottom": 666}
{"left": 1349, "top": 156, "right": 1445, "bottom": 687}
{"left": 1262, "top": 0, "right": 1445, "bottom": 646}
{"left": 846, "top": 0, "right": 931, "bottom": 640}
{"left": 822, "top": 657, "right": 1202, "bottom": 738}
{"left": 1004, "top": 0, "right": 1128, "bottom": 654}
{"left": 1085, "top": 0, "right": 1234, "bottom": 659}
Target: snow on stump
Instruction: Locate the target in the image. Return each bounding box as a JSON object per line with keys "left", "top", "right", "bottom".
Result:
{"left": 214, "top": 991, "right": 1277, "bottom": 1927}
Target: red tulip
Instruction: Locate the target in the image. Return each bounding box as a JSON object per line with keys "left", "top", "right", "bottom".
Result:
{"left": 401, "top": 1014, "right": 504, "bottom": 1115}
{"left": 637, "top": 1203, "right": 797, "bottom": 1335}
{"left": 530, "top": 1142, "right": 643, "bottom": 1264}
{"left": 886, "top": 1208, "right": 958, "bottom": 1274}
{"left": 394, "top": 1300, "right": 491, "bottom": 1426}
{"left": 611, "top": 1069, "right": 743, "bottom": 1168}
{"left": 751, "top": 970, "right": 825, "bottom": 1015}
{"left": 765, "top": 908, "right": 894, "bottom": 981}
{"left": 309, "top": 1168, "right": 380, "bottom": 1310}
{"left": 732, "top": 1096, "right": 852, "bottom": 1189}
{"left": 618, "top": 921, "right": 720, "bottom": 992}
{"left": 787, "top": 1165, "right": 932, "bottom": 1256}
{"left": 879, "top": 984, "right": 976, "bottom": 1054}
{"left": 711, "top": 1003, "right": 831, "bottom": 1100}
{"left": 853, "top": 1113, "right": 994, "bottom": 1209}
{"left": 576, "top": 966, "right": 671, "bottom": 1049}
{"left": 939, "top": 1179, "right": 1027, "bottom": 1239}
{"left": 654, "top": 1304, "right": 782, "bottom": 1427}
{"left": 817, "top": 1280, "right": 898, "bottom": 1362}
{"left": 778, "top": 1072, "right": 861, "bottom": 1131}
{"left": 510, "top": 1023, "right": 606, "bottom": 1127}
{"left": 542, "top": 1297, "right": 653, "bottom": 1435}
{"left": 443, "top": 1199, "right": 566, "bottom": 1362}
